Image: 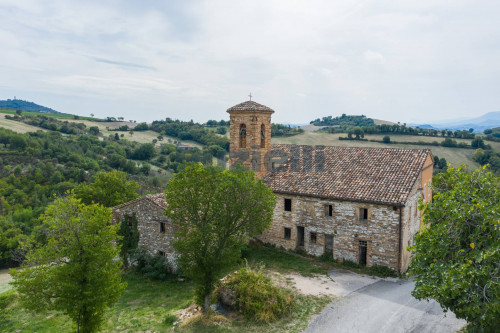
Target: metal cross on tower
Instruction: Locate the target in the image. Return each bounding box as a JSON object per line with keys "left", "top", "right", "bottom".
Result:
{"left": 248, "top": 93, "right": 252, "bottom": 101}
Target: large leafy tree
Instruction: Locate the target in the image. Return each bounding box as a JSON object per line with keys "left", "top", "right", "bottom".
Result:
{"left": 164, "top": 164, "right": 276, "bottom": 312}
{"left": 75, "top": 170, "right": 139, "bottom": 207}
{"left": 409, "top": 166, "right": 500, "bottom": 331}
{"left": 10, "top": 196, "right": 126, "bottom": 333}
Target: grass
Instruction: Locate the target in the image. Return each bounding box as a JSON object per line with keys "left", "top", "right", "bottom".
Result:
{"left": 0, "top": 245, "right": 334, "bottom": 332}
{"left": 244, "top": 243, "right": 330, "bottom": 276}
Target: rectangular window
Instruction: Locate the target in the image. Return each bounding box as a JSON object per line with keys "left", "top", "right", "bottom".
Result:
{"left": 310, "top": 232, "right": 317, "bottom": 244}
{"left": 284, "top": 227, "right": 291, "bottom": 239}
{"left": 359, "top": 208, "right": 368, "bottom": 221}
{"left": 159, "top": 222, "right": 165, "bottom": 233}
{"left": 158, "top": 250, "right": 165, "bottom": 257}
{"left": 127, "top": 215, "right": 133, "bottom": 227}
{"left": 325, "top": 204, "right": 333, "bottom": 216}
{"left": 284, "top": 198, "right": 292, "bottom": 211}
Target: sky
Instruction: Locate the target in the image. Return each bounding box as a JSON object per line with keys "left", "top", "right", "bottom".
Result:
{"left": 0, "top": 0, "right": 499, "bottom": 124}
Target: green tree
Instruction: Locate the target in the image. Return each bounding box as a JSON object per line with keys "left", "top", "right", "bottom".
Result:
{"left": 75, "top": 170, "right": 139, "bottom": 207}
{"left": 382, "top": 135, "right": 391, "bottom": 143}
{"left": 409, "top": 166, "right": 500, "bottom": 331}
{"left": 471, "top": 137, "right": 485, "bottom": 149}
{"left": 164, "top": 164, "right": 276, "bottom": 312}
{"left": 10, "top": 196, "right": 126, "bottom": 333}
{"left": 117, "top": 213, "right": 139, "bottom": 268}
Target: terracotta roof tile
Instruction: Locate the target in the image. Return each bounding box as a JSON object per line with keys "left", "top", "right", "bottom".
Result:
{"left": 263, "top": 145, "right": 430, "bottom": 206}
{"left": 112, "top": 193, "right": 167, "bottom": 210}
{"left": 227, "top": 100, "right": 274, "bottom": 113}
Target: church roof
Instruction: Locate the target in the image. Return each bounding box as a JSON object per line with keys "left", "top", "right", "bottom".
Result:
{"left": 226, "top": 100, "right": 274, "bottom": 113}
{"left": 262, "top": 145, "right": 431, "bottom": 206}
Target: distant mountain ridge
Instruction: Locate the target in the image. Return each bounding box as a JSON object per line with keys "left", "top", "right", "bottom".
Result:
{"left": 412, "top": 111, "right": 500, "bottom": 132}
{"left": 0, "top": 99, "right": 60, "bottom": 113}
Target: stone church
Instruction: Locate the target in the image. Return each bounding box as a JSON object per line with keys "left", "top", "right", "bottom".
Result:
{"left": 113, "top": 100, "right": 433, "bottom": 274}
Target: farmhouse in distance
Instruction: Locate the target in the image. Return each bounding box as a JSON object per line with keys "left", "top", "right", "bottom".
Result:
{"left": 113, "top": 99, "right": 434, "bottom": 274}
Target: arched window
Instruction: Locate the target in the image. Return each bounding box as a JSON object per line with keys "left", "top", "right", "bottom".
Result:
{"left": 260, "top": 124, "right": 265, "bottom": 148}
{"left": 239, "top": 124, "right": 246, "bottom": 148}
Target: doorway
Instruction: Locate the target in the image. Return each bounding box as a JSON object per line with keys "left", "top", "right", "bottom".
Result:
{"left": 296, "top": 226, "right": 305, "bottom": 247}
{"left": 359, "top": 240, "right": 367, "bottom": 265}
{"left": 324, "top": 234, "right": 334, "bottom": 254}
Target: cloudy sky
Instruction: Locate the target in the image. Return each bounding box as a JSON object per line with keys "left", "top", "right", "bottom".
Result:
{"left": 0, "top": 0, "right": 499, "bottom": 124}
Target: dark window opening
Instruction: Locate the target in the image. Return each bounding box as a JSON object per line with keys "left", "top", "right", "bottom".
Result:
{"left": 297, "top": 226, "right": 305, "bottom": 247}
{"left": 158, "top": 250, "right": 165, "bottom": 257}
{"left": 284, "top": 227, "right": 291, "bottom": 239}
{"left": 239, "top": 124, "right": 246, "bottom": 148}
{"left": 160, "top": 222, "right": 165, "bottom": 233}
{"left": 325, "top": 204, "right": 333, "bottom": 217}
{"left": 284, "top": 198, "right": 292, "bottom": 211}
{"left": 359, "top": 240, "right": 367, "bottom": 266}
{"left": 310, "top": 232, "right": 317, "bottom": 244}
{"left": 359, "top": 208, "right": 368, "bottom": 221}
{"left": 127, "top": 215, "right": 133, "bottom": 227}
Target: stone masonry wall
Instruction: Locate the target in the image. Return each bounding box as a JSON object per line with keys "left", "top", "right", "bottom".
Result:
{"left": 257, "top": 193, "right": 402, "bottom": 271}
{"left": 400, "top": 179, "right": 422, "bottom": 272}
{"left": 113, "top": 199, "right": 177, "bottom": 269}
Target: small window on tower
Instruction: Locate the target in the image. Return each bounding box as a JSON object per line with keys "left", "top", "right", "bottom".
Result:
{"left": 159, "top": 222, "right": 166, "bottom": 233}
{"left": 260, "top": 124, "right": 265, "bottom": 148}
{"left": 127, "top": 214, "right": 133, "bottom": 227}
{"left": 239, "top": 124, "right": 247, "bottom": 148}
{"left": 284, "top": 198, "right": 292, "bottom": 211}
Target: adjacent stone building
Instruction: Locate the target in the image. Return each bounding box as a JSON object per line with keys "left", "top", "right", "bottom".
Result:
{"left": 112, "top": 193, "right": 177, "bottom": 269}
{"left": 114, "top": 99, "right": 433, "bottom": 274}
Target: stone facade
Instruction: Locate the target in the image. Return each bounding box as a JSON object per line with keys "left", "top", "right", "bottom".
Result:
{"left": 112, "top": 194, "right": 177, "bottom": 269}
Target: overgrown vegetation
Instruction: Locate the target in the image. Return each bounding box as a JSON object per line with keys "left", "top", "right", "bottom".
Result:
{"left": 409, "top": 166, "right": 500, "bottom": 332}
{"left": 217, "top": 265, "right": 294, "bottom": 322}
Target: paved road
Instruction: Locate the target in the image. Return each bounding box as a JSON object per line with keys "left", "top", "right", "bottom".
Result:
{"left": 304, "top": 269, "right": 466, "bottom": 333}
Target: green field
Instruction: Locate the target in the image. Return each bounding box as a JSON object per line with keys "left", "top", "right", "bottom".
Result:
{"left": 0, "top": 245, "right": 333, "bottom": 333}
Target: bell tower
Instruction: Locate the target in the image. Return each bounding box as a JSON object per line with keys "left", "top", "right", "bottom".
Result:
{"left": 227, "top": 99, "right": 274, "bottom": 178}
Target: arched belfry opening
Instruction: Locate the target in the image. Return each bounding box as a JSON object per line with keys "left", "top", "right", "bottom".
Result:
{"left": 260, "top": 124, "right": 266, "bottom": 148}
{"left": 227, "top": 100, "right": 274, "bottom": 178}
{"left": 239, "top": 124, "right": 247, "bottom": 148}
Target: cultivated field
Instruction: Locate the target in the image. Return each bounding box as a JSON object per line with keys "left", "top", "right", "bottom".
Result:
{"left": 0, "top": 114, "right": 48, "bottom": 133}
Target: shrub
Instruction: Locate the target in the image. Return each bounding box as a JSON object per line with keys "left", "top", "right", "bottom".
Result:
{"left": 164, "top": 313, "right": 177, "bottom": 326}
{"left": 342, "top": 259, "right": 360, "bottom": 268}
{"left": 129, "top": 246, "right": 174, "bottom": 280}
{"left": 217, "top": 265, "right": 294, "bottom": 322}
{"left": 382, "top": 135, "right": 390, "bottom": 143}
{"left": 368, "top": 265, "right": 397, "bottom": 278}
{"left": 318, "top": 252, "right": 333, "bottom": 263}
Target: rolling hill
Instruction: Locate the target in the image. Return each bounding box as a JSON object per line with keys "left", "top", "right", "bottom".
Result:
{"left": 0, "top": 99, "right": 60, "bottom": 113}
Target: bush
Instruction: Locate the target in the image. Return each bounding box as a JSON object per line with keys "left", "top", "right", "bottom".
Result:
{"left": 129, "top": 246, "right": 174, "bottom": 280}
{"left": 382, "top": 135, "right": 390, "bottom": 143}
{"left": 368, "top": 265, "right": 397, "bottom": 277}
{"left": 217, "top": 265, "right": 294, "bottom": 322}
{"left": 341, "top": 259, "right": 361, "bottom": 268}
{"left": 164, "top": 313, "right": 177, "bottom": 326}
{"left": 318, "top": 252, "right": 333, "bottom": 263}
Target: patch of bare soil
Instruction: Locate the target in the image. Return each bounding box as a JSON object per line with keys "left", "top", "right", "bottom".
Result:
{"left": 270, "top": 272, "right": 338, "bottom": 296}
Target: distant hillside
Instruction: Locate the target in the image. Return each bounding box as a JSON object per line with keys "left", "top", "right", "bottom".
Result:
{"left": 0, "top": 99, "right": 60, "bottom": 113}
{"left": 413, "top": 111, "right": 500, "bottom": 132}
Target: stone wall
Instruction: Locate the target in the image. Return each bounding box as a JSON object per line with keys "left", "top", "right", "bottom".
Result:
{"left": 399, "top": 179, "right": 422, "bottom": 272}
{"left": 112, "top": 199, "right": 177, "bottom": 269}
{"left": 257, "top": 193, "right": 404, "bottom": 272}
